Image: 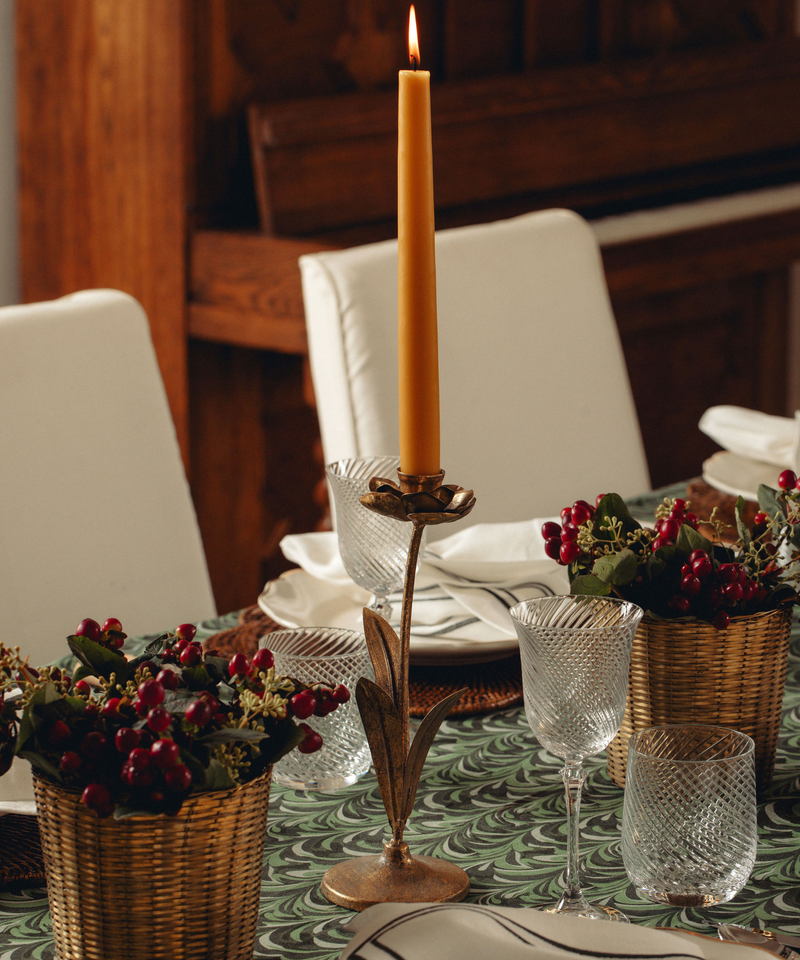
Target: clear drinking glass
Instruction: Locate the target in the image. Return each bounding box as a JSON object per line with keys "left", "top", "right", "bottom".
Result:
{"left": 326, "top": 456, "right": 415, "bottom": 621}
{"left": 265, "top": 627, "right": 375, "bottom": 791}
{"left": 621, "top": 724, "right": 757, "bottom": 907}
{"left": 510, "top": 595, "right": 643, "bottom": 921}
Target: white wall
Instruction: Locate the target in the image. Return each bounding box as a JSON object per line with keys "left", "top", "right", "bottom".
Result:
{"left": 0, "top": 0, "right": 18, "bottom": 307}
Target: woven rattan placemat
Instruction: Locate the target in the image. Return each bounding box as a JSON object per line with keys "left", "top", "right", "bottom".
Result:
{"left": 206, "top": 606, "right": 523, "bottom": 718}
{"left": 0, "top": 814, "right": 44, "bottom": 889}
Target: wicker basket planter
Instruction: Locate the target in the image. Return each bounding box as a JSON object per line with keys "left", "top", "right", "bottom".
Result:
{"left": 607, "top": 607, "right": 793, "bottom": 792}
{"left": 33, "top": 770, "right": 272, "bottom": 960}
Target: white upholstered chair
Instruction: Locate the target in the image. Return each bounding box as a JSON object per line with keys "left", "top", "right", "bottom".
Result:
{"left": 300, "top": 208, "right": 650, "bottom": 531}
{"left": 0, "top": 289, "right": 217, "bottom": 667}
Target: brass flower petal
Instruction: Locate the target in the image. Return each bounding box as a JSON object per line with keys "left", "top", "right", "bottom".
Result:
{"left": 360, "top": 491, "right": 411, "bottom": 522}
{"left": 360, "top": 480, "right": 475, "bottom": 524}
{"left": 369, "top": 477, "right": 400, "bottom": 493}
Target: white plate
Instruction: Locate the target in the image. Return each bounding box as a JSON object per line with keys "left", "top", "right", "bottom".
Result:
{"left": 258, "top": 569, "right": 519, "bottom": 666}
{"left": 702, "top": 450, "right": 778, "bottom": 502}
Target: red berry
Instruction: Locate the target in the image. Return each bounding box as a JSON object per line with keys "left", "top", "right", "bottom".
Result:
{"left": 754, "top": 512, "right": 769, "bottom": 527}
{"left": 692, "top": 557, "right": 713, "bottom": 579}
{"left": 560, "top": 523, "right": 579, "bottom": 543}
{"left": 151, "top": 739, "right": 180, "bottom": 769}
{"left": 560, "top": 507, "right": 572, "bottom": 525}
{"left": 571, "top": 501, "right": 593, "bottom": 526}
{"left": 115, "top": 727, "right": 140, "bottom": 753}
{"left": 779, "top": 469, "right": 797, "bottom": 490}
{"left": 174, "top": 637, "right": 189, "bottom": 653}
{"left": 160, "top": 648, "right": 178, "bottom": 664}
{"left": 670, "top": 594, "right": 691, "bottom": 613}
{"left": 724, "top": 581, "right": 744, "bottom": 602}
{"left": 156, "top": 668, "right": 180, "bottom": 691}
{"left": 147, "top": 707, "right": 171, "bottom": 733}
{"left": 83, "top": 703, "right": 99, "bottom": 720}
{"left": 179, "top": 643, "right": 202, "bottom": 667}
{"left": 681, "top": 575, "right": 701, "bottom": 596}
{"left": 717, "top": 563, "right": 737, "bottom": 584}
{"left": 595, "top": 493, "right": 607, "bottom": 508}
{"left": 712, "top": 610, "right": 731, "bottom": 630}
{"left": 132, "top": 698, "right": 146, "bottom": 716}
{"left": 80, "top": 731, "right": 107, "bottom": 759}
{"left": 544, "top": 537, "right": 562, "bottom": 560}
{"left": 101, "top": 697, "right": 122, "bottom": 719}
{"left": 74, "top": 679, "right": 92, "bottom": 697}
{"left": 175, "top": 623, "right": 197, "bottom": 642}
{"left": 128, "top": 747, "right": 152, "bottom": 771}
{"left": 706, "top": 583, "right": 723, "bottom": 608}
{"left": 289, "top": 690, "right": 316, "bottom": 720}
{"left": 228, "top": 653, "right": 251, "bottom": 677}
{"left": 742, "top": 580, "right": 757, "bottom": 602}
{"left": 681, "top": 563, "right": 692, "bottom": 577}
{"left": 252, "top": 648, "right": 274, "bottom": 672}
{"left": 164, "top": 764, "right": 192, "bottom": 792}
{"left": 673, "top": 498, "right": 687, "bottom": 511}
{"left": 331, "top": 684, "right": 350, "bottom": 704}
{"left": 185, "top": 699, "right": 212, "bottom": 727}
{"left": 684, "top": 512, "right": 699, "bottom": 529}
{"left": 658, "top": 518, "right": 680, "bottom": 541}
{"left": 59, "top": 751, "right": 81, "bottom": 774}
{"left": 559, "top": 541, "right": 581, "bottom": 565}
{"left": 81, "top": 782, "right": 111, "bottom": 811}
{"left": 667, "top": 509, "right": 686, "bottom": 525}
{"left": 542, "top": 521, "right": 561, "bottom": 540}
{"left": 651, "top": 537, "right": 671, "bottom": 552}
{"left": 101, "top": 618, "right": 123, "bottom": 633}
{"left": 75, "top": 618, "right": 101, "bottom": 642}
{"left": 297, "top": 723, "right": 323, "bottom": 754}
{"left": 48, "top": 719, "right": 71, "bottom": 746}
{"left": 137, "top": 678, "right": 165, "bottom": 707}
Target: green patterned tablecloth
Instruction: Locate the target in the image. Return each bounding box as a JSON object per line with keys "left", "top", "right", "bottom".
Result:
{"left": 1, "top": 609, "right": 799, "bottom": 959}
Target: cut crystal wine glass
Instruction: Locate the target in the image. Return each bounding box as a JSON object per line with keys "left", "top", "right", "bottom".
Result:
{"left": 510, "top": 594, "right": 643, "bottom": 921}
{"left": 326, "top": 456, "right": 415, "bottom": 621}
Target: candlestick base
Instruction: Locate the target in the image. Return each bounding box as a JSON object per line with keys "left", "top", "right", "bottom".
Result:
{"left": 320, "top": 840, "right": 469, "bottom": 912}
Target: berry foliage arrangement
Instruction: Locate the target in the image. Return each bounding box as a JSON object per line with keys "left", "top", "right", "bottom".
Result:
{"left": 0, "top": 618, "right": 349, "bottom": 819}
{"left": 542, "top": 470, "right": 800, "bottom": 629}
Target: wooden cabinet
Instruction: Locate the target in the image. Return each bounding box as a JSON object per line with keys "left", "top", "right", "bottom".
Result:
{"left": 16, "top": 0, "right": 800, "bottom": 613}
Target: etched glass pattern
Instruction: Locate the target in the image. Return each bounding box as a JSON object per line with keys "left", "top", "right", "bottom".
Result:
{"left": 512, "top": 595, "right": 641, "bottom": 762}
{"left": 326, "top": 456, "right": 415, "bottom": 620}
{"left": 265, "top": 627, "right": 375, "bottom": 791}
{"left": 622, "top": 724, "right": 757, "bottom": 907}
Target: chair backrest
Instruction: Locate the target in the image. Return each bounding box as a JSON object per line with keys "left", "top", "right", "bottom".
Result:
{"left": 300, "top": 208, "right": 650, "bottom": 532}
{"left": 0, "top": 290, "right": 216, "bottom": 665}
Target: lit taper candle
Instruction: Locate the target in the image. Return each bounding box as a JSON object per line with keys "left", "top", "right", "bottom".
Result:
{"left": 397, "top": 5, "right": 440, "bottom": 477}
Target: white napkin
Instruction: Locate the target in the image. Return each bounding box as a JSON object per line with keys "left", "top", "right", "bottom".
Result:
{"left": 339, "top": 902, "right": 760, "bottom": 960}
{"left": 0, "top": 757, "right": 36, "bottom": 816}
{"left": 699, "top": 406, "right": 800, "bottom": 470}
{"left": 279, "top": 519, "right": 569, "bottom": 645}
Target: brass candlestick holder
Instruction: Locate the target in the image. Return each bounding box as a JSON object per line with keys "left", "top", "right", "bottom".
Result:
{"left": 320, "top": 469, "right": 475, "bottom": 911}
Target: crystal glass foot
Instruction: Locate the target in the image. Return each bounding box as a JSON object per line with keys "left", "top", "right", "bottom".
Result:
{"left": 326, "top": 456, "right": 416, "bottom": 621}
{"left": 266, "top": 627, "right": 375, "bottom": 791}
{"left": 622, "top": 724, "right": 757, "bottom": 907}
{"left": 510, "top": 595, "right": 643, "bottom": 921}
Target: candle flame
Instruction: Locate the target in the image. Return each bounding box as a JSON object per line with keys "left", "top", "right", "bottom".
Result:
{"left": 408, "top": 6, "right": 420, "bottom": 68}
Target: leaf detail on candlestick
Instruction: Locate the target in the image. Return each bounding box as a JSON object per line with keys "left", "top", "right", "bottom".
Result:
{"left": 355, "top": 677, "right": 405, "bottom": 823}
{"left": 362, "top": 607, "right": 402, "bottom": 703}
{"left": 401, "top": 687, "right": 467, "bottom": 820}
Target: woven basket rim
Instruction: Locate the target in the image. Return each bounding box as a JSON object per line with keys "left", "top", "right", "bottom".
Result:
{"left": 641, "top": 604, "right": 794, "bottom": 627}
{"left": 33, "top": 768, "right": 272, "bottom": 819}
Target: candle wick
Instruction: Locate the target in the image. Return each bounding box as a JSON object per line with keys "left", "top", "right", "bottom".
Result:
{"left": 411, "top": 55, "right": 417, "bottom": 71}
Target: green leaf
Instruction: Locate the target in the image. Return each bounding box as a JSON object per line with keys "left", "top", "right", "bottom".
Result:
{"left": 593, "top": 493, "right": 641, "bottom": 539}
{"left": 180, "top": 663, "right": 218, "bottom": 692}
{"left": 67, "top": 635, "right": 131, "bottom": 685}
{"left": 592, "top": 549, "right": 638, "bottom": 586}
{"left": 570, "top": 574, "right": 611, "bottom": 596}
{"left": 196, "top": 726, "right": 271, "bottom": 745}
{"left": 675, "top": 524, "right": 714, "bottom": 556}
{"left": 267, "top": 722, "right": 304, "bottom": 765}
{"left": 645, "top": 552, "right": 666, "bottom": 581}
{"left": 201, "top": 758, "right": 237, "bottom": 791}
{"left": 17, "top": 750, "right": 61, "bottom": 781}
{"left": 758, "top": 484, "right": 784, "bottom": 520}
{"left": 734, "top": 497, "right": 751, "bottom": 548}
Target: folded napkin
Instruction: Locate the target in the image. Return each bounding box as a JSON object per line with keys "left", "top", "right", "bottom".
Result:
{"left": 339, "top": 902, "right": 759, "bottom": 960}
{"left": 279, "top": 519, "right": 569, "bottom": 645}
{"left": 699, "top": 406, "right": 800, "bottom": 470}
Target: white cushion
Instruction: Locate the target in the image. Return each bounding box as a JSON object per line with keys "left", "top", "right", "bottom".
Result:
{"left": 0, "top": 289, "right": 216, "bottom": 666}
{"left": 300, "top": 209, "right": 649, "bottom": 530}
